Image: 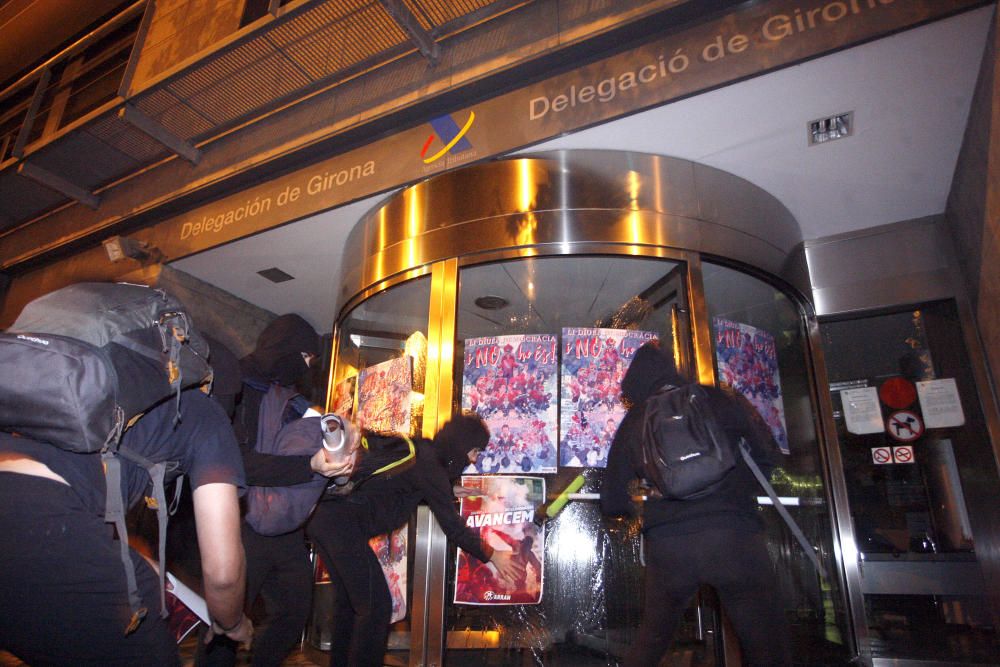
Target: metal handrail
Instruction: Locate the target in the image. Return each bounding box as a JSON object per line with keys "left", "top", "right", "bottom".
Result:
{"left": 0, "top": 0, "right": 146, "bottom": 106}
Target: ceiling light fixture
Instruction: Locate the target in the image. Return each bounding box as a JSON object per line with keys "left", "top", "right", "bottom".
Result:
{"left": 103, "top": 235, "right": 159, "bottom": 263}
{"left": 257, "top": 267, "right": 295, "bottom": 283}
{"left": 474, "top": 295, "right": 509, "bottom": 310}
{"left": 808, "top": 111, "right": 853, "bottom": 146}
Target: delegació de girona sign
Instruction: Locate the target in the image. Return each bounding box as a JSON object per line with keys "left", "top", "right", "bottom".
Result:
{"left": 148, "top": 0, "right": 983, "bottom": 259}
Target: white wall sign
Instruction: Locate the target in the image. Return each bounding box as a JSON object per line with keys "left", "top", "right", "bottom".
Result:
{"left": 841, "top": 387, "right": 883, "bottom": 435}
{"left": 917, "top": 378, "right": 965, "bottom": 429}
{"left": 892, "top": 445, "right": 915, "bottom": 464}
{"left": 871, "top": 447, "right": 893, "bottom": 465}
{"left": 886, "top": 410, "right": 924, "bottom": 442}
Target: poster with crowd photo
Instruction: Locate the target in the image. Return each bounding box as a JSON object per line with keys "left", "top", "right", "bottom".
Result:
{"left": 370, "top": 526, "right": 408, "bottom": 623}
{"left": 559, "top": 328, "right": 658, "bottom": 467}
{"left": 331, "top": 375, "right": 357, "bottom": 418}
{"left": 713, "top": 318, "right": 789, "bottom": 453}
{"left": 454, "top": 475, "right": 545, "bottom": 605}
{"left": 461, "top": 334, "right": 558, "bottom": 474}
{"left": 356, "top": 356, "right": 412, "bottom": 433}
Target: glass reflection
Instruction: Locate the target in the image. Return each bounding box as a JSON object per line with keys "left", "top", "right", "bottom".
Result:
{"left": 446, "top": 255, "right": 688, "bottom": 666}
{"left": 702, "top": 262, "right": 848, "bottom": 665}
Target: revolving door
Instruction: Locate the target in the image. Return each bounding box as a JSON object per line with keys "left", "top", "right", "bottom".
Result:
{"left": 322, "top": 151, "right": 850, "bottom": 666}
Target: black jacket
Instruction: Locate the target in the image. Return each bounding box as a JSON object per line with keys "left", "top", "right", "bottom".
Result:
{"left": 600, "top": 341, "right": 782, "bottom": 535}
{"left": 340, "top": 434, "right": 493, "bottom": 564}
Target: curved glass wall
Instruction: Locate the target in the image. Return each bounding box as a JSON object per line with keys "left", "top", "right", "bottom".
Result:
{"left": 443, "top": 254, "right": 690, "bottom": 666}
{"left": 702, "top": 262, "right": 848, "bottom": 665}
{"left": 314, "top": 275, "right": 432, "bottom": 665}
{"left": 325, "top": 255, "right": 852, "bottom": 666}
{"left": 333, "top": 275, "right": 432, "bottom": 439}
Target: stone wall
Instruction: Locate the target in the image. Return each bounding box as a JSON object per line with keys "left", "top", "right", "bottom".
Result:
{"left": 946, "top": 8, "right": 1000, "bottom": 403}
{"left": 151, "top": 264, "right": 275, "bottom": 359}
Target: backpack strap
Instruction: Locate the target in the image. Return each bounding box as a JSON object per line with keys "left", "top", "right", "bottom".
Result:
{"left": 255, "top": 384, "right": 304, "bottom": 454}
{"left": 362, "top": 435, "right": 416, "bottom": 476}
{"left": 101, "top": 451, "right": 148, "bottom": 634}
{"left": 739, "top": 439, "right": 828, "bottom": 579}
{"left": 114, "top": 446, "right": 178, "bottom": 621}
{"left": 335, "top": 435, "right": 417, "bottom": 495}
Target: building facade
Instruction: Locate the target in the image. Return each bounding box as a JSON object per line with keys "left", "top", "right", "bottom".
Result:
{"left": 1, "top": 1, "right": 999, "bottom": 665}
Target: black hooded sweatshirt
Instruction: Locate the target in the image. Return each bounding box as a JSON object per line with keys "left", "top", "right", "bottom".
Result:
{"left": 320, "top": 415, "right": 495, "bottom": 564}
{"left": 235, "top": 314, "right": 320, "bottom": 486}
{"left": 600, "top": 341, "right": 782, "bottom": 535}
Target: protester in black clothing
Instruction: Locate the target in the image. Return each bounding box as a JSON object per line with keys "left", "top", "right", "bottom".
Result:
{"left": 200, "top": 314, "right": 351, "bottom": 667}
{"left": 0, "top": 391, "right": 249, "bottom": 666}
{"left": 600, "top": 340, "right": 791, "bottom": 667}
{"left": 306, "top": 415, "right": 523, "bottom": 667}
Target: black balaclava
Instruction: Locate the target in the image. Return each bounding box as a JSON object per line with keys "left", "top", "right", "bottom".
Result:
{"left": 203, "top": 334, "right": 242, "bottom": 417}
{"left": 244, "top": 314, "right": 319, "bottom": 387}
{"left": 620, "top": 340, "right": 685, "bottom": 405}
{"left": 434, "top": 414, "right": 490, "bottom": 479}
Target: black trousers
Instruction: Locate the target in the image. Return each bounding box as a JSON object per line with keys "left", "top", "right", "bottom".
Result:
{"left": 307, "top": 499, "right": 393, "bottom": 667}
{"left": 627, "top": 526, "right": 792, "bottom": 667}
{"left": 0, "top": 472, "right": 178, "bottom": 666}
{"left": 198, "top": 525, "right": 313, "bottom": 667}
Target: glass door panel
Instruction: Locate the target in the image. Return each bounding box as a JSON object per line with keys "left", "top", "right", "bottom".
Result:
{"left": 312, "top": 275, "right": 432, "bottom": 664}
{"left": 701, "top": 262, "right": 849, "bottom": 666}
{"left": 442, "top": 254, "right": 694, "bottom": 666}
{"left": 821, "top": 301, "right": 1000, "bottom": 664}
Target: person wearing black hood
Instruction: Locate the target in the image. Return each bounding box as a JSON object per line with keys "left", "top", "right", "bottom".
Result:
{"left": 306, "top": 414, "right": 524, "bottom": 667}
{"left": 601, "top": 340, "right": 791, "bottom": 667}
{"left": 200, "top": 314, "right": 352, "bottom": 667}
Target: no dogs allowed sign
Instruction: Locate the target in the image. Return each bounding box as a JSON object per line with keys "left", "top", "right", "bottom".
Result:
{"left": 886, "top": 410, "right": 923, "bottom": 442}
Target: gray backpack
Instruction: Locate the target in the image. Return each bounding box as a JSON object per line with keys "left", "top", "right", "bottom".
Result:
{"left": 0, "top": 282, "right": 213, "bottom": 632}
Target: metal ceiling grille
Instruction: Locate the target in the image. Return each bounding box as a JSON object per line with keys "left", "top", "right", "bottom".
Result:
{"left": 86, "top": 114, "right": 168, "bottom": 163}
{"left": 1, "top": 0, "right": 653, "bottom": 232}
{"left": 408, "top": 0, "right": 500, "bottom": 29}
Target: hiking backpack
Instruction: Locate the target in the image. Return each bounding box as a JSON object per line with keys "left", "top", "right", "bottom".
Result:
{"left": 641, "top": 383, "right": 738, "bottom": 500}
{"left": 0, "top": 282, "right": 213, "bottom": 631}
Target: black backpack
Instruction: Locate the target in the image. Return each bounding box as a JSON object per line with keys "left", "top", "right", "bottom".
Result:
{"left": 640, "top": 384, "right": 830, "bottom": 578}
{"left": 640, "top": 383, "right": 738, "bottom": 500}
{"left": 0, "top": 282, "right": 212, "bottom": 632}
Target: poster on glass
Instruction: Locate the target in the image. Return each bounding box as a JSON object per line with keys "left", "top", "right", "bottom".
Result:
{"left": 559, "top": 328, "right": 657, "bottom": 467}
{"left": 355, "top": 357, "right": 411, "bottom": 621}
{"left": 369, "top": 527, "right": 408, "bottom": 623}
{"left": 356, "top": 356, "right": 412, "bottom": 434}
{"left": 713, "top": 318, "right": 789, "bottom": 453}
{"left": 461, "top": 335, "right": 558, "bottom": 474}
{"left": 331, "top": 375, "right": 357, "bottom": 419}
{"left": 454, "top": 475, "right": 545, "bottom": 605}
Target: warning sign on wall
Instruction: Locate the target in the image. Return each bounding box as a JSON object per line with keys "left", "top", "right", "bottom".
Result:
{"left": 892, "top": 445, "right": 915, "bottom": 464}
{"left": 871, "top": 447, "right": 893, "bottom": 465}
{"left": 886, "top": 410, "right": 924, "bottom": 442}
{"left": 871, "top": 445, "right": 917, "bottom": 465}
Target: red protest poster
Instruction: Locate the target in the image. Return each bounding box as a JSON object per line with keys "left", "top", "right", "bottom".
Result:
{"left": 559, "top": 328, "right": 657, "bottom": 467}
{"left": 454, "top": 475, "right": 545, "bottom": 605}
{"left": 461, "top": 335, "right": 558, "bottom": 474}
{"left": 713, "top": 318, "right": 789, "bottom": 454}
{"left": 331, "top": 375, "right": 356, "bottom": 419}
{"left": 356, "top": 356, "right": 412, "bottom": 433}
{"left": 369, "top": 526, "right": 408, "bottom": 623}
